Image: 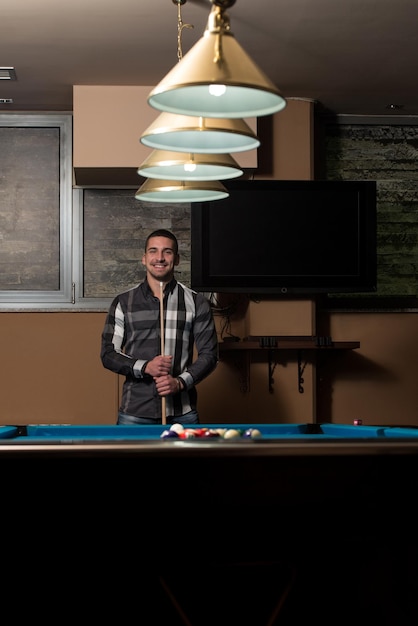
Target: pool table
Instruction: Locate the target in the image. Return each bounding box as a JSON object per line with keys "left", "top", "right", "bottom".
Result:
{"left": 1, "top": 422, "right": 418, "bottom": 624}
{"left": 2, "top": 420, "right": 418, "bottom": 448}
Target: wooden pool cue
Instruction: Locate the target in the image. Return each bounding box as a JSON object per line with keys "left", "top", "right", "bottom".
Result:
{"left": 159, "top": 281, "right": 166, "bottom": 425}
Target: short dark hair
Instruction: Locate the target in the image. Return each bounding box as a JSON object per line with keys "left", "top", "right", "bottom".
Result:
{"left": 145, "top": 229, "right": 179, "bottom": 255}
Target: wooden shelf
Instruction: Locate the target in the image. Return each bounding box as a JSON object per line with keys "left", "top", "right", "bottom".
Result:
{"left": 218, "top": 337, "right": 360, "bottom": 394}
{"left": 219, "top": 339, "right": 360, "bottom": 352}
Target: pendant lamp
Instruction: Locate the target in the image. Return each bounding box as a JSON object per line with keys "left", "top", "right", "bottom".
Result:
{"left": 137, "top": 149, "right": 243, "bottom": 181}
{"left": 148, "top": 0, "right": 286, "bottom": 119}
{"left": 135, "top": 178, "right": 229, "bottom": 203}
{"left": 140, "top": 112, "right": 260, "bottom": 154}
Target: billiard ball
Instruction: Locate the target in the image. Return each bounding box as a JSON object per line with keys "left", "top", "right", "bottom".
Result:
{"left": 204, "top": 429, "right": 221, "bottom": 438}
{"left": 170, "top": 423, "right": 184, "bottom": 434}
{"left": 191, "top": 428, "right": 207, "bottom": 437}
{"left": 243, "top": 428, "right": 262, "bottom": 438}
{"left": 223, "top": 428, "right": 241, "bottom": 439}
{"left": 178, "top": 428, "right": 197, "bottom": 439}
{"left": 160, "top": 429, "right": 179, "bottom": 439}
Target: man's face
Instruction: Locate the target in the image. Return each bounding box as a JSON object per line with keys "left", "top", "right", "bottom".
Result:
{"left": 142, "top": 236, "right": 179, "bottom": 282}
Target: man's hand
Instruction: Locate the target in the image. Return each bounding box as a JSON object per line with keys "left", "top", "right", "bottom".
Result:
{"left": 144, "top": 355, "right": 172, "bottom": 377}
{"left": 154, "top": 374, "right": 179, "bottom": 397}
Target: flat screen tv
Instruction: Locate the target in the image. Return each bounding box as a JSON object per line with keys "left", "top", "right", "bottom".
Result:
{"left": 190, "top": 179, "right": 377, "bottom": 295}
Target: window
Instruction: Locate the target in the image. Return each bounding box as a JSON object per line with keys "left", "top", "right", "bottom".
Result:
{"left": 74, "top": 188, "right": 191, "bottom": 309}
{"left": 0, "top": 113, "right": 191, "bottom": 310}
{"left": 0, "top": 114, "right": 72, "bottom": 309}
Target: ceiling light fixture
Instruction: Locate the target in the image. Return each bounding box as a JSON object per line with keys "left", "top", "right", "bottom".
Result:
{"left": 135, "top": 178, "right": 229, "bottom": 203}
{"left": 140, "top": 111, "right": 260, "bottom": 153}
{"left": 137, "top": 149, "right": 243, "bottom": 180}
{"left": 0, "top": 67, "right": 17, "bottom": 80}
{"left": 137, "top": 0, "right": 235, "bottom": 202}
{"left": 148, "top": 0, "right": 286, "bottom": 118}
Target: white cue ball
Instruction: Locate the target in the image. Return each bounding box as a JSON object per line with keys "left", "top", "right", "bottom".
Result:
{"left": 170, "top": 423, "right": 184, "bottom": 434}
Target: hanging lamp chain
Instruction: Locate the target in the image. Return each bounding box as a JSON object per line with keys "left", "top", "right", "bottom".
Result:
{"left": 172, "top": 0, "right": 194, "bottom": 61}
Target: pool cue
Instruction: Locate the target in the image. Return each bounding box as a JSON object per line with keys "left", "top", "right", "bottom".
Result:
{"left": 159, "top": 281, "right": 166, "bottom": 424}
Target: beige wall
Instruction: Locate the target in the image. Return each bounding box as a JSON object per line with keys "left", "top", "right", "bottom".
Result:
{"left": 1, "top": 308, "right": 417, "bottom": 427}
{"left": 198, "top": 307, "right": 418, "bottom": 427}
{"left": 72, "top": 85, "right": 258, "bottom": 185}
{"left": 0, "top": 313, "right": 117, "bottom": 425}
{"left": 318, "top": 312, "right": 418, "bottom": 426}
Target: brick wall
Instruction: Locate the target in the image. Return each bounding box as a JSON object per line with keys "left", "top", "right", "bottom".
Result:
{"left": 324, "top": 122, "right": 418, "bottom": 299}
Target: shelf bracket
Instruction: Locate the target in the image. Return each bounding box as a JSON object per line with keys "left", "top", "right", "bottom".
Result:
{"left": 268, "top": 349, "right": 276, "bottom": 393}
{"left": 297, "top": 350, "right": 307, "bottom": 394}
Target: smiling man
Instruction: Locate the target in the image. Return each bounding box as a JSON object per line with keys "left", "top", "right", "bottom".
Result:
{"left": 101, "top": 229, "right": 218, "bottom": 425}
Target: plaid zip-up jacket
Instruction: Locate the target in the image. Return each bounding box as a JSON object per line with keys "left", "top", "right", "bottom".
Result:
{"left": 101, "top": 277, "right": 218, "bottom": 420}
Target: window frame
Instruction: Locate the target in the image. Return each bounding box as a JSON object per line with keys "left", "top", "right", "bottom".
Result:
{"left": 0, "top": 113, "right": 74, "bottom": 310}
{"left": 71, "top": 187, "right": 114, "bottom": 311}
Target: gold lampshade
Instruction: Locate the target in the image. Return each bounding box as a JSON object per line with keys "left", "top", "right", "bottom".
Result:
{"left": 135, "top": 178, "right": 229, "bottom": 203}
{"left": 140, "top": 112, "right": 260, "bottom": 154}
{"left": 148, "top": 2, "right": 286, "bottom": 118}
{"left": 137, "top": 149, "right": 243, "bottom": 181}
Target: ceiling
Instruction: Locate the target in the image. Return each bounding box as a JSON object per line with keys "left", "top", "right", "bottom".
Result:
{"left": 1, "top": 0, "right": 418, "bottom": 118}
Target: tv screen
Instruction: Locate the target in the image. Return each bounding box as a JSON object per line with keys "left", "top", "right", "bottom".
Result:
{"left": 190, "top": 179, "right": 377, "bottom": 295}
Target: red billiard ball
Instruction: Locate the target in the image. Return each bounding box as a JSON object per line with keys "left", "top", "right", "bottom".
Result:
{"left": 180, "top": 428, "right": 197, "bottom": 439}
{"left": 204, "top": 429, "right": 221, "bottom": 438}
{"left": 193, "top": 428, "right": 208, "bottom": 437}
